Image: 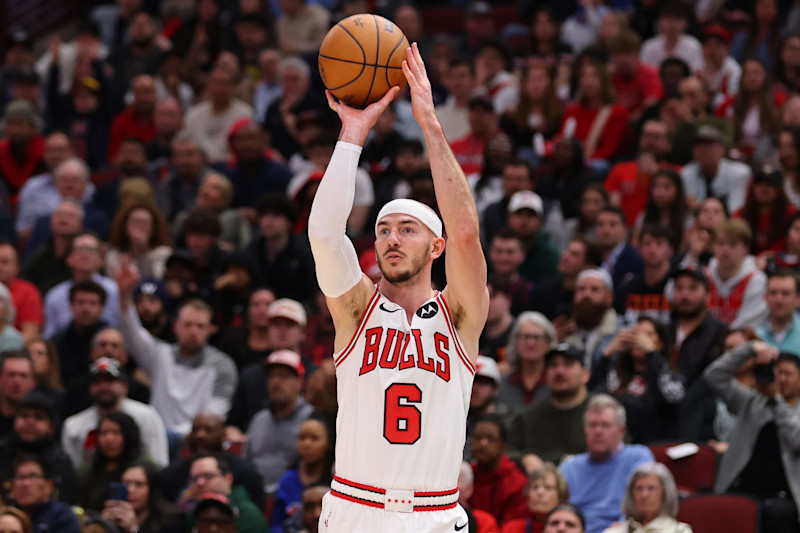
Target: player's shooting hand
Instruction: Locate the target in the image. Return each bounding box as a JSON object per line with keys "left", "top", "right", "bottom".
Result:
{"left": 326, "top": 87, "right": 399, "bottom": 146}
{"left": 402, "top": 43, "right": 436, "bottom": 127}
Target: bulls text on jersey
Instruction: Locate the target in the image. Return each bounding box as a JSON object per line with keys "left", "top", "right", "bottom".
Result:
{"left": 359, "top": 327, "right": 451, "bottom": 382}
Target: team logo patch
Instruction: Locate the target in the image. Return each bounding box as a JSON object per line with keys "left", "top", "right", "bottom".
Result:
{"left": 416, "top": 301, "right": 439, "bottom": 319}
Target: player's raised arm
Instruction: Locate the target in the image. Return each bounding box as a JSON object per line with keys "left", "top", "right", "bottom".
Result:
{"left": 308, "top": 88, "right": 399, "bottom": 349}
{"left": 402, "top": 43, "right": 489, "bottom": 361}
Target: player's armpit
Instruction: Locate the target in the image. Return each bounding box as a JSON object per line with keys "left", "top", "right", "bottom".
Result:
{"left": 327, "top": 273, "right": 376, "bottom": 353}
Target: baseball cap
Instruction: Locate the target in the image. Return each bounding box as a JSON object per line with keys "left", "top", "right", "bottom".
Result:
{"left": 507, "top": 190, "right": 543, "bottom": 216}
{"left": 545, "top": 343, "right": 584, "bottom": 366}
{"left": 264, "top": 349, "right": 306, "bottom": 378}
{"left": 672, "top": 267, "right": 708, "bottom": 288}
{"left": 89, "top": 357, "right": 125, "bottom": 381}
{"left": 694, "top": 125, "right": 723, "bottom": 144}
{"left": 752, "top": 165, "right": 782, "bottom": 187}
{"left": 475, "top": 356, "right": 501, "bottom": 385}
{"left": 268, "top": 298, "right": 307, "bottom": 326}
{"left": 134, "top": 277, "right": 168, "bottom": 306}
{"left": 6, "top": 28, "right": 32, "bottom": 50}
{"left": 3, "top": 99, "right": 42, "bottom": 130}
{"left": 466, "top": 1, "right": 494, "bottom": 18}
{"left": 195, "top": 492, "right": 240, "bottom": 519}
{"left": 702, "top": 24, "right": 731, "bottom": 45}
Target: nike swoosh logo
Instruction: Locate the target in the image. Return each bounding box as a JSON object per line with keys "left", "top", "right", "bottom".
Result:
{"left": 454, "top": 522, "right": 467, "bottom": 531}
{"left": 379, "top": 303, "right": 401, "bottom": 313}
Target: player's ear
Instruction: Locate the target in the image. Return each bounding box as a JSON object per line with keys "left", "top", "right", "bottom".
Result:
{"left": 430, "top": 237, "right": 445, "bottom": 259}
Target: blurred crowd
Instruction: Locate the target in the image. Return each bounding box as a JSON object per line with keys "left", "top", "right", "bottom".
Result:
{"left": 0, "top": 0, "right": 798, "bottom": 532}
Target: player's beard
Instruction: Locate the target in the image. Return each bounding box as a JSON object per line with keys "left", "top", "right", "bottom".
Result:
{"left": 377, "top": 250, "right": 428, "bottom": 286}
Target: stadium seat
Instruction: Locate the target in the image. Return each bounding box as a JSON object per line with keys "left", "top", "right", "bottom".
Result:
{"left": 648, "top": 442, "right": 718, "bottom": 494}
{"left": 677, "top": 494, "right": 760, "bottom": 533}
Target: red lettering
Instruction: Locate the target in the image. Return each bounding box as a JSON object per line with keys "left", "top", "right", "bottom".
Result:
{"left": 412, "top": 329, "right": 435, "bottom": 372}
{"left": 434, "top": 332, "right": 451, "bottom": 382}
{"left": 379, "top": 330, "right": 408, "bottom": 369}
{"left": 359, "top": 327, "right": 382, "bottom": 375}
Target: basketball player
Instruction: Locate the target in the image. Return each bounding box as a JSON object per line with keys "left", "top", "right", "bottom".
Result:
{"left": 308, "top": 43, "right": 489, "bottom": 532}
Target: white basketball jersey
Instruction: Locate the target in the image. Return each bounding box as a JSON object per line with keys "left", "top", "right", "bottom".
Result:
{"left": 333, "top": 288, "right": 476, "bottom": 492}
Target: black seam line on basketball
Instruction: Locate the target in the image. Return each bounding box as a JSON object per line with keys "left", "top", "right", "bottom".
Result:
{"left": 318, "top": 54, "right": 403, "bottom": 69}
{"left": 361, "top": 14, "right": 380, "bottom": 108}
{"left": 385, "top": 33, "right": 406, "bottom": 87}
{"left": 336, "top": 23, "right": 366, "bottom": 62}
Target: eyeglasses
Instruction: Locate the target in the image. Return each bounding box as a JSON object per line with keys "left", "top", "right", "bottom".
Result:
{"left": 13, "top": 473, "right": 44, "bottom": 482}
{"left": 190, "top": 472, "right": 221, "bottom": 484}
{"left": 517, "top": 333, "right": 544, "bottom": 342}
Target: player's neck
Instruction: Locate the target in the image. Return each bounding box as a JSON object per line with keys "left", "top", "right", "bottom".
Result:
{"left": 380, "top": 278, "right": 436, "bottom": 319}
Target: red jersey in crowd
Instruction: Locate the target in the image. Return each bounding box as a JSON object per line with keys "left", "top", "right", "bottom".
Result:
{"left": 612, "top": 64, "right": 664, "bottom": 117}
{"left": 108, "top": 107, "right": 157, "bottom": 160}
{"left": 470, "top": 455, "right": 529, "bottom": 526}
{"left": 558, "top": 104, "right": 629, "bottom": 161}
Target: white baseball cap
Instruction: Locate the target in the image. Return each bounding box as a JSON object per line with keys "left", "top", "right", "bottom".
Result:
{"left": 475, "top": 355, "right": 501, "bottom": 385}
{"left": 507, "top": 190, "right": 543, "bottom": 216}
{"left": 268, "top": 298, "right": 307, "bottom": 326}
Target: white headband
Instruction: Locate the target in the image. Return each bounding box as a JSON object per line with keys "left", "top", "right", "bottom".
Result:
{"left": 375, "top": 199, "right": 443, "bottom": 238}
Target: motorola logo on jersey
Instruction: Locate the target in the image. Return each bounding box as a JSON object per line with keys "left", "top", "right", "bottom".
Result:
{"left": 416, "top": 301, "right": 439, "bottom": 319}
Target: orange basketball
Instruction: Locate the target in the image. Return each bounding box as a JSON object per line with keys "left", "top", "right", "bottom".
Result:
{"left": 318, "top": 14, "right": 409, "bottom": 109}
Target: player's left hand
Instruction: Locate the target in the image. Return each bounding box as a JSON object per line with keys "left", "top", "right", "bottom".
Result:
{"left": 402, "top": 43, "right": 436, "bottom": 126}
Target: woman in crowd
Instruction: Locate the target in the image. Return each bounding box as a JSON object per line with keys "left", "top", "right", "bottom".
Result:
{"left": 100, "top": 461, "right": 183, "bottom": 533}
{"left": 561, "top": 183, "right": 609, "bottom": 246}
{"left": 106, "top": 201, "right": 173, "bottom": 280}
{"left": 760, "top": 211, "right": 800, "bottom": 274}
{"left": 77, "top": 412, "right": 145, "bottom": 512}
{"left": 633, "top": 169, "right": 691, "bottom": 246}
{"left": 501, "top": 463, "right": 570, "bottom": 533}
{"left": 543, "top": 503, "right": 587, "bottom": 533}
{"left": 678, "top": 197, "right": 729, "bottom": 267}
{"left": 25, "top": 337, "right": 62, "bottom": 395}
{"left": 9, "top": 455, "right": 79, "bottom": 533}
{"left": 558, "top": 59, "right": 629, "bottom": 167}
{"left": 592, "top": 317, "right": 685, "bottom": 443}
{"left": 726, "top": 58, "right": 784, "bottom": 161}
{"left": 498, "top": 312, "right": 557, "bottom": 411}
{"left": 0, "top": 507, "right": 32, "bottom": 533}
{"left": 736, "top": 167, "right": 795, "bottom": 255}
{"left": 729, "top": 0, "right": 781, "bottom": 70}
{"left": 272, "top": 413, "right": 335, "bottom": 532}
{"left": 603, "top": 462, "right": 693, "bottom": 532}
{"left": 780, "top": 126, "right": 800, "bottom": 207}
{"left": 776, "top": 33, "right": 800, "bottom": 94}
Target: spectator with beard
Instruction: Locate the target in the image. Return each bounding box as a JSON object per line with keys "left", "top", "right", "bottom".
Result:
{"left": 704, "top": 218, "right": 768, "bottom": 329}
{"left": 499, "top": 312, "right": 557, "bottom": 411}
{"left": 666, "top": 269, "right": 728, "bottom": 441}
{"left": 564, "top": 269, "right": 621, "bottom": 371}
{"left": 145, "top": 97, "right": 183, "bottom": 164}
{"left": 0, "top": 391, "right": 76, "bottom": 503}
{"left": 63, "top": 326, "right": 151, "bottom": 417}
{"left": 51, "top": 280, "right": 109, "bottom": 387}
{"left": 160, "top": 412, "right": 264, "bottom": 510}
{"left": 90, "top": 138, "right": 150, "bottom": 222}
{"left": 488, "top": 229, "right": 535, "bottom": 315}
{"left": 61, "top": 358, "right": 168, "bottom": 469}
{"left": 509, "top": 344, "right": 591, "bottom": 476}
{"left": 596, "top": 207, "right": 643, "bottom": 289}
{"left": 592, "top": 317, "right": 686, "bottom": 443}
{"left": 529, "top": 237, "right": 603, "bottom": 322}
{"left": 506, "top": 191, "right": 560, "bottom": 284}
{"left": 605, "top": 120, "right": 675, "bottom": 227}
{"left": 21, "top": 200, "right": 82, "bottom": 295}
{"left": 479, "top": 275, "right": 515, "bottom": 363}
{"left": 133, "top": 277, "right": 174, "bottom": 342}
{"left": 0, "top": 100, "right": 45, "bottom": 207}
{"left": 107, "top": 13, "right": 164, "bottom": 106}
{"left": 467, "top": 357, "right": 512, "bottom": 457}
{"left": 614, "top": 225, "right": 675, "bottom": 325}
{"left": 0, "top": 352, "right": 36, "bottom": 440}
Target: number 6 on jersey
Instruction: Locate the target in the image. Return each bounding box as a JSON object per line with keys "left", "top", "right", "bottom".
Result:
{"left": 384, "top": 383, "right": 422, "bottom": 444}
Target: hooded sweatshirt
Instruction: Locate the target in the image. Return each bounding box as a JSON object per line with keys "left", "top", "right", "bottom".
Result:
{"left": 704, "top": 255, "right": 768, "bottom": 329}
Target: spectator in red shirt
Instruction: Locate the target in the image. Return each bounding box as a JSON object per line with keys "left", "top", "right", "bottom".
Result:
{"left": 736, "top": 167, "right": 795, "bottom": 255}
{"left": 558, "top": 59, "right": 629, "bottom": 167}
{"left": 451, "top": 95, "right": 499, "bottom": 176}
{"left": 609, "top": 30, "right": 664, "bottom": 123}
{"left": 0, "top": 100, "right": 45, "bottom": 205}
{"left": 470, "top": 416, "right": 529, "bottom": 526}
{"left": 0, "top": 243, "right": 41, "bottom": 340}
{"left": 108, "top": 74, "right": 157, "bottom": 160}
{"left": 605, "top": 119, "right": 675, "bottom": 227}
{"left": 501, "top": 463, "right": 571, "bottom": 533}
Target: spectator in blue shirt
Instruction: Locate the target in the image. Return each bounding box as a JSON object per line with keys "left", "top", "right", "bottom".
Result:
{"left": 757, "top": 269, "right": 800, "bottom": 356}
